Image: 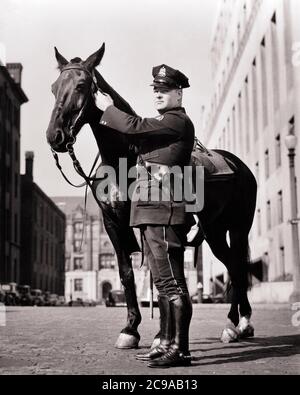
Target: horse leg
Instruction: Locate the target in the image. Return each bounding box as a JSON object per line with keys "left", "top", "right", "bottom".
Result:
{"left": 100, "top": 210, "right": 141, "bottom": 349}
{"left": 229, "top": 229, "right": 254, "bottom": 339}
{"left": 205, "top": 228, "right": 240, "bottom": 343}
{"left": 114, "top": 249, "right": 142, "bottom": 348}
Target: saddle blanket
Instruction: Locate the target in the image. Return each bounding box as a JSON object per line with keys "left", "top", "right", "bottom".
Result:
{"left": 191, "top": 148, "right": 236, "bottom": 178}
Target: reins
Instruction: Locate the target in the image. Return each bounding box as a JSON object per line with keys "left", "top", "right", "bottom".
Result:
{"left": 50, "top": 65, "right": 106, "bottom": 249}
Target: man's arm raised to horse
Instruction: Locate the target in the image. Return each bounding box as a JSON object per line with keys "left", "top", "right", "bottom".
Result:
{"left": 94, "top": 69, "right": 137, "bottom": 117}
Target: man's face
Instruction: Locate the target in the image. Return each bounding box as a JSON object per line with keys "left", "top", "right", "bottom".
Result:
{"left": 153, "top": 88, "right": 182, "bottom": 112}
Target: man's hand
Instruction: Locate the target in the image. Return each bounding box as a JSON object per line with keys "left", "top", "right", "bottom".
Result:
{"left": 95, "top": 91, "right": 114, "bottom": 111}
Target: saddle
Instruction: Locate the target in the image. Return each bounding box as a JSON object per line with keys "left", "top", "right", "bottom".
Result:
{"left": 191, "top": 143, "right": 236, "bottom": 180}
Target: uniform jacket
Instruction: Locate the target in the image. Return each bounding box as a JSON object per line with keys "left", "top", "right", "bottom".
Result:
{"left": 100, "top": 106, "right": 195, "bottom": 227}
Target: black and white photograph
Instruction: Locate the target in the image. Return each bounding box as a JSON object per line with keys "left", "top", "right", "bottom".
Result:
{"left": 0, "top": 0, "right": 299, "bottom": 380}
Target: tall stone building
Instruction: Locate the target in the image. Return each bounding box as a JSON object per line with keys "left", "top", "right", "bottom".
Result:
{"left": 203, "top": 0, "right": 300, "bottom": 302}
{"left": 51, "top": 195, "right": 126, "bottom": 303}
{"left": 0, "top": 47, "right": 28, "bottom": 284}
{"left": 21, "top": 152, "right": 66, "bottom": 295}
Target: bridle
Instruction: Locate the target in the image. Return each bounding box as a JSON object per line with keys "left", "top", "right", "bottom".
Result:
{"left": 50, "top": 65, "right": 105, "bottom": 189}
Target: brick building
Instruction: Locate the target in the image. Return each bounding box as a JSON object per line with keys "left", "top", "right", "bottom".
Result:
{"left": 0, "top": 51, "right": 28, "bottom": 284}
{"left": 21, "top": 152, "right": 66, "bottom": 295}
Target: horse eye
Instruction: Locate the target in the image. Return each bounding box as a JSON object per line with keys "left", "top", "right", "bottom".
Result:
{"left": 76, "top": 84, "right": 85, "bottom": 92}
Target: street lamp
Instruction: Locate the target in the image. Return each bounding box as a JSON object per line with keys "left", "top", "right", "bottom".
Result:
{"left": 285, "top": 134, "right": 300, "bottom": 303}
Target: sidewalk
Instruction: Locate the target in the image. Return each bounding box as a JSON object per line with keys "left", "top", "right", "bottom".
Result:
{"left": 0, "top": 305, "right": 299, "bottom": 375}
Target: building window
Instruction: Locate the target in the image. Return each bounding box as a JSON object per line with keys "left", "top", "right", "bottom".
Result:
{"left": 14, "top": 173, "right": 18, "bottom": 198}
{"left": 278, "top": 191, "right": 283, "bottom": 224}
{"left": 33, "top": 232, "right": 37, "bottom": 261}
{"left": 74, "top": 258, "right": 83, "bottom": 270}
{"left": 237, "top": 23, "right": 241, "bottom": 44}
{"left": 271, "top": 12, "right": 280, "bottom": 111}
{"left": 40, "top": 204, "right": 44, "bottom": 227}
{"left": 74, "top": 279, "right": 83, "bottom": 292}
{"left": 231, "top": 106, "right": 237, "bottom": 153}
{"left": 275, "top": 134, "right": 281, "bottom": 168}
{"left": 14, "top": 107, "right": 20, "bottom": 129}
{"left": 257, "top": 209, "right": 262, "bottom": 236}
{"left": 265, "top": 149, "right": 270, "bottom": 179}
{"left": 255, "top": 162, "right": 259, "bottom": 183}
{"left": 289, "top": 116, "right": 295, "bottom": 134}
{"left": 284, "top": 1, "right": 293, "bottom": 90}
{"left": 237, "top": 92, "right": 243, "bottom": 156}
{"left": 226, "top": 118, "right": 231, "bottom": 150}
{"left": 267, "top": 200, "right": 271, "bottom": 230}
{"left": 74, "top": 222, "right": 83, "bottom": 233}
{"left": 279, "top": 246, "right": 285, "bottom": 280}
{"left": 252, "top": 58, "right": 258, "bottom": 141}
{"left": 261, "top": 36, "right": 268, "bottom": 127}
{"left": 99, "top": 253, "right": 116, "bottom": 269}
{"left": 14, "top": 214, "right": 18, "bottom": 243}
{"left": 74, "top": 240, "right": 82, "bottom": 253}
{"left": 40, "top": 236, "right": 44, "bottom": 262}
{"left": 222, "top": 128, "right": 226, "bottom": 149}
{"left": 45, "top": 239, "right": 49, "bottom": 265}
{"left": 231, "top": 41, "right": 235, "bottom": 64}
{"left": 244, "top": 76, "right": 250, "bottom": 153}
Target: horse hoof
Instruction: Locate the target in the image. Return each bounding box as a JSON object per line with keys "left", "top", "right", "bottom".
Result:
{"left": 221, "top": 326, "right": 239, "bottom": 343}
{"left": 151, "top": 337, "right": 161, "bottom": 349}
{"left": 237, "top": 317, "right": 254, "bottom": 339}
{"left": 115, "top": 333, "right": 140, "bottom": 349}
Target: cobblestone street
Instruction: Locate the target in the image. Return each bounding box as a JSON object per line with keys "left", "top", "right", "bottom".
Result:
{"left": 0, "top": 304, "right": 299, "bottom": 375}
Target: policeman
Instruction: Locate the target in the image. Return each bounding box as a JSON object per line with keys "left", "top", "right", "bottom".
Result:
{"left": 96, "top": 64, "right": 194, "bottom": 368}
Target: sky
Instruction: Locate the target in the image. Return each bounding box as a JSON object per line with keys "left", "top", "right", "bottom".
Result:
{"left": 0, "top": 0, "right": 219, "bottom": 196}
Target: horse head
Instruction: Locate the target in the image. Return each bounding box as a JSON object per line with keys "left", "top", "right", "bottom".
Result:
{"left": 46, "top": 44, "right": 105, "bottom": 152}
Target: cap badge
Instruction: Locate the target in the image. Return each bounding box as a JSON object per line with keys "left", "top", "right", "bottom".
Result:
{"left": 158, "top": 66, "right": 166, "bottom": 78}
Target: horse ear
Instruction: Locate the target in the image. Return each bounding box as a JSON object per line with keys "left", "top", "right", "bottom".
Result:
{"left": 84, "top": 43, "right": 105, "bottom": 70}
{"left": 54, "top": 47, "right": 69, "bottom": 70}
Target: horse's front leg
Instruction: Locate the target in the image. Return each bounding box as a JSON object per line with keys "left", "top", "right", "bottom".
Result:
{"left": 114, "top": 249, "right": 142, "bottom": 349}
{"left": 91, "top": 176, "right": 142, "bottom": 348}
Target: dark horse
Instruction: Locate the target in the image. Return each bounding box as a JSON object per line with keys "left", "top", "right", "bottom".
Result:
{"left": 46, "top": 45, "right": 257, "bottom": 348}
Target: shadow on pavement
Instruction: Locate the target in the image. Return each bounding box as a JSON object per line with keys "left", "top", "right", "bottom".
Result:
{"left": 191, "top": 335, "right": 300, "bottom": 366}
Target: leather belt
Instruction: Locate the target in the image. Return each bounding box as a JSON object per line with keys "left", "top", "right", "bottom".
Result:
{"left": 136, "top": 161, "right": 170, "bottom": 182}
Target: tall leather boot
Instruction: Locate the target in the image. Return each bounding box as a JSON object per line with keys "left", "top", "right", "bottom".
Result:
{"left": 136, "top": 295, "right": 172, "bottom": 361}
{"left": 148, "top": 294, "right": 192, "bottom": 368}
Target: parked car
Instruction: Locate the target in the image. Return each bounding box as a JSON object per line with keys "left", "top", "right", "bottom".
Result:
{"left": 191, "top": 292, "right": 202, "bottom": 304}
{"left": 1, "top": 283, "right": 20, "bottom": 306}
{"left": 105, "top": 290, "right": 127, "bottom": 307}
{"left": 18, "top": 285, "right": 34, "bottom": 306}
{"left": 44, "top": 292, "right": 58, "bottom": 306}
{"left": 31, "top": 289, "right": 45, "bottom": 306}
{"left": 57, "top": 296, "right": 66, "bottom": 306}
{"left": 201, "top": 293, "right": 225, "bottom": 304}
{"left": 0, "top": 286, "right": 6, "bottom": 304}
{"left": 69, "top": 298, "right": 96, "bottom": 307}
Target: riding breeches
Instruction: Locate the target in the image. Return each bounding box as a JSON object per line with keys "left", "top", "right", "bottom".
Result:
{"left": 141, "top": 225, "right": 189, "bottom": 297}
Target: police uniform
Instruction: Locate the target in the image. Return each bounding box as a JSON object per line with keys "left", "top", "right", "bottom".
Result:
{"left": 99, "top": 64, "right": 194, "bottom": 368}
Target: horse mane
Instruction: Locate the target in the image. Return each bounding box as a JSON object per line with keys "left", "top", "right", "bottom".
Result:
{"left": 94, "top": 69, "right": 137, "bottom": 117}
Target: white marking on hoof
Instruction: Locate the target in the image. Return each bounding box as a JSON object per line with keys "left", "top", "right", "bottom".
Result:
{"left": 237, "top": 317, "right": 254, "bottom": 339}
{"left": 221, "top": 325, "right": 239, "bottom": 343}
{"left": 115, "top": 333, "right": 139, "bottom": 349}
{"left": 151, "top": 337, "right": 160, "bottom": 349}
